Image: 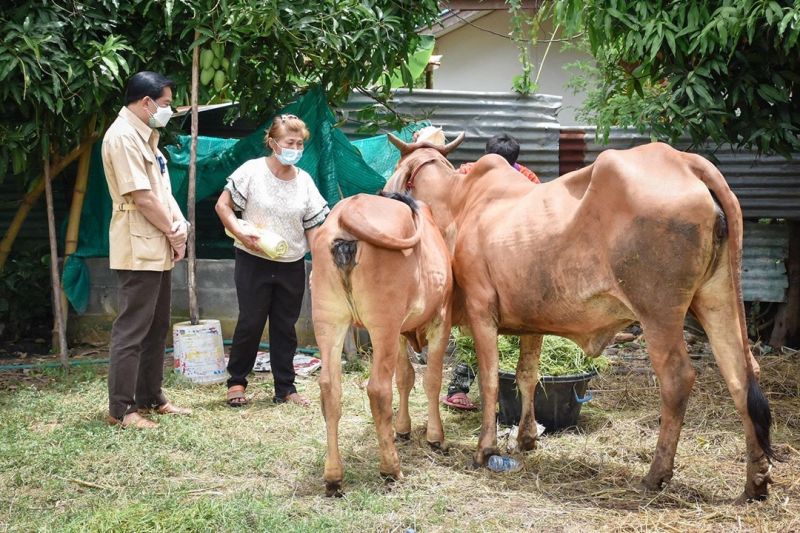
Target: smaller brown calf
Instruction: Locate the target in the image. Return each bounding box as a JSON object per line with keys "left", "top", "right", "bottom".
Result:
{"left": 311, "top": 192, "right": 453, "bottom": 497}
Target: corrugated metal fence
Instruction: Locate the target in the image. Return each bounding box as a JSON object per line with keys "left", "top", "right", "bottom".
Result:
{"left": 340, "top": 89, "right": 562, "bottom": 181}
{"left": 742, "top": 222, "right": 789, "bottom": 303}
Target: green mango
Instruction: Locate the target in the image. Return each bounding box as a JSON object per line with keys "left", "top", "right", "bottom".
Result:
{"left": 221, "top": 58, "right": 230, "bottom": 70}
{"left": 213, "top": 70, "right": 226, "bottom": 91}
{"left": 200, "top": 67, "right": 214, "bottom": 86}
{"left": 200, "top": 49, "right": 214, "bottom": 70}
{"left": 211, "top": 42, "right": 223, "bottom": 59}
{"left": 212, "top": 58, "right": 221, "bottom": 69}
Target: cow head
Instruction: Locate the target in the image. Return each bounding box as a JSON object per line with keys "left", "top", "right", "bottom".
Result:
{"left": 384, "top": 132, "right": 465, "bottom": 250}
{"left": 386, "top": 131, "right": 465, "bottom": 158}
{"left": 384, "top": 132, "right": 465, "bottom": 194}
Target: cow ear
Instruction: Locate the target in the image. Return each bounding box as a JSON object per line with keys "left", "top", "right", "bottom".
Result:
{"left": 386, "top": 133, "right": 411, "bottom": 156}
{"left": 439, "top": 132, "right": 465, "bottom": 156}
{"left": 384, "top": 162, "right": 412, "bottom": 193}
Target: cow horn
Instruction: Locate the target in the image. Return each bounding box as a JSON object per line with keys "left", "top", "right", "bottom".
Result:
{"left": 386, "top": 132, "right": 412, "bottom": 156}
{"left": 438, "top": 132, "right": 465, "bottom": 156}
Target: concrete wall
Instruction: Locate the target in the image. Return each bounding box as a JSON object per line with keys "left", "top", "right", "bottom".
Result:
{"left": 69, "top": 258, "right": 317, "bottom": 348}
{"left": 432, "top": 11, "right": 591, "bottom": 125}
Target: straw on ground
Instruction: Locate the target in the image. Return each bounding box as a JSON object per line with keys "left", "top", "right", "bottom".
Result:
{"left": 0, "top": 347, "right": 798, "bottom": 532}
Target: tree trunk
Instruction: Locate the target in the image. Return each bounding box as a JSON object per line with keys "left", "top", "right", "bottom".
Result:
{"left": 60, "top": 117, "right": 97, "bottom": 320}
{"left": 43, "top": 153, "right": 69, "bottom": 369}
{"left": 0, "top": 135, "right": 99, "bottom": 270}
{"left": 770, "top": 221, "right": 800, "bottom": 349}
{"left": 188, "top": 31, "right": 200, "bottom": 324}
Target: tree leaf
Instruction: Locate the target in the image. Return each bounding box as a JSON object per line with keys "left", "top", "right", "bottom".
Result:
{"left": 665, "top": 30, "right": 676, "bottom": 55}
{"left": 100, "top": 56, "right": 120, "bottom": 82}
{"left": 0, "top": 57, "right": 18, "bottom": 82}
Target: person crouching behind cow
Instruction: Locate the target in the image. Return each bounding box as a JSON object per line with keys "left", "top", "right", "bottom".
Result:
{"left": 215, "top": 114, "right": 329, "bottom": 408}
{"left": 442, "top": 133, "right": 539, "bottom": 412}
{"left": 459, "top": 133, "right": 540, "bottom": 183}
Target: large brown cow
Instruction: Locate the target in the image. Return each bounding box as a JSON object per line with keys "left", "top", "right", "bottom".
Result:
{"left": 311, "top": 191, "right": 453, "bottom": 497}
{"left": 384, "top": 137, "right": 773, "bottom": 501}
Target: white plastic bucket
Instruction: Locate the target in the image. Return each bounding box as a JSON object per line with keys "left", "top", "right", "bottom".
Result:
{"left": 172, "top": 319, "right": 226, "bottom": 384}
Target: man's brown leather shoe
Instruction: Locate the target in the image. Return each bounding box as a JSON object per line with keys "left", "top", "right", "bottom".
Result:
{"left": 139, "top": 402, "right": 192, "bottom": 416}
{"left": 107, "top": 412, "right": 158, "bottom": 429}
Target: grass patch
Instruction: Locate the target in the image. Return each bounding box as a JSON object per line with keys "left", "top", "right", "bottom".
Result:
{"left": 1, "top": 348, "right": 799, "bottom": 532}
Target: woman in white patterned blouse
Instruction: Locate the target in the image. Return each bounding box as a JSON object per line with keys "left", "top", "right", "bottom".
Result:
{"left": 216, "top": 115, "right": 329, "bottom": 407}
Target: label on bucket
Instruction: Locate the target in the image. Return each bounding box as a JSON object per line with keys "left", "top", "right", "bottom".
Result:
{"left": 173, "top": 320, "right": 226, "bottom": 384}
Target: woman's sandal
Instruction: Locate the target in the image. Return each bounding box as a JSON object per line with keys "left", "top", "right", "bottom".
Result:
{"left": 441, "top": 392, "right": 478, "bottom": 411}
{"left": 274, "top": 392, "right": 310, "bottom": 407}
{"left": 226, "top": 385, "right": 248, "bottom": 407}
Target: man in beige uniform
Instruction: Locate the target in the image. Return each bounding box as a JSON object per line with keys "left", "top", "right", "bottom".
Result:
{"left": 102, "top": 71, "right": 191, "bottom": 428}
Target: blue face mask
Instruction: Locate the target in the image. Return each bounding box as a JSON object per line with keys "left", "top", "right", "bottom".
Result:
{"left": 273, "top": 142, "right": 303, "bottom": 166}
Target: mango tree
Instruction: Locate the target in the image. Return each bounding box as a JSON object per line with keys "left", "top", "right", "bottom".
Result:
{"left": 0, "top": 0, "right": 439, "bottom": 357}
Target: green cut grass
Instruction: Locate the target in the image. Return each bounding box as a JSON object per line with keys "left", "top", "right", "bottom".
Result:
{"left": 452, "top": 328, "right": 610, "bottom": 375}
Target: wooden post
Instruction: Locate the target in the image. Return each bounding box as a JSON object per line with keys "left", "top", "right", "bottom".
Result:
{"left": 770, "top": 221, "right": 800, "bottom": 349}
{"left": 0, "top": 136, "right": 98, "bottom": 270}
{"left": 60, "top": 116, "right": 97, "bottom": 320}
{"left": 187, "top": 31, "right": 200, "bottom": 324}
{"left": 43, "top": 152, "right": 69, "bottom": 369}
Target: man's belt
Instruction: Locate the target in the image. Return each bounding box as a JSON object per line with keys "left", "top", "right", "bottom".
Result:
{"left": 115, "top": 203, "right": 137, "bottom": 211}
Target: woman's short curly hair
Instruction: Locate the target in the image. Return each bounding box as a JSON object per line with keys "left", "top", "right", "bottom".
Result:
{"left": 265, "top": 114, "right": 310, "bottom": 148}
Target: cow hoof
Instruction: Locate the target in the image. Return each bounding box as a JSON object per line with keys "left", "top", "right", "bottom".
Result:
{"left": 637, "top": 480, "right": 659, "bottom": 493}
{"left": 742, "top": 456, "right": 773, "bottom": 503}
{"left": 380, "top": 471, "right": 402, "bottom": 484}
{"left": 395, "top": 432, "right": 411, "bottom": 442}
{"left": 325, "top": 481, "right": 344, "bottom": 498}
{"left": 639, "top": 474, "right": 670, "bottom": 493}
{"left": 472, "top": 447, "right": 501, "bottom": 468}
{"left": 741, "top": 477, "right": 771, "bottom": 503}
{"left": 518, "top": 435, "right": 538, "bottom": 452}
{"left": 427, "top": 440, "right": 449, "bottom": 454}
{"left": 735, "top": 487, "right": 769, "bottom": 505}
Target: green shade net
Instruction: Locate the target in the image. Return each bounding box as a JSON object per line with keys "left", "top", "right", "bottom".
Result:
{"left": 62, "top": 85, "right": 427, "bottom": 313}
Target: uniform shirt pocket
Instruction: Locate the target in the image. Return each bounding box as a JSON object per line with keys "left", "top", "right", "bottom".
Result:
{"left": 130, "top": 234, "right": 165, "bottom": 263}
{"left": 129, "top": 210, "right": 163, "bottom": 237}
{"left": 128, "top": 211, "right": 166, "bottom": 262}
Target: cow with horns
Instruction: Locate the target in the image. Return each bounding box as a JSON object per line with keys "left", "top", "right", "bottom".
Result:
{"left": 383, "top": 133, "right": 773, "bottom": 502}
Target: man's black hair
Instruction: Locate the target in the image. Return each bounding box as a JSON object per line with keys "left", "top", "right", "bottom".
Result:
{"left": 124, "top": 71, "right": 176, "bottom": 105}
{"left": 485, "top": 133, "right": 520, "bottom": 165}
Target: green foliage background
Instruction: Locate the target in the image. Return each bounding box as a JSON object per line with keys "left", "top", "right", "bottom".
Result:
{"left": 555, "top": 0, "right": 800, "bottom": 155}
{"left": 0, "top": 0, "right": 440, "bottom": 183}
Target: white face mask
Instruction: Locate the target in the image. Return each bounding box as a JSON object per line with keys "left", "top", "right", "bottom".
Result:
{"left": 147, "top": 99, "right": 173, "bottom": 128}
{"left": 272, "top": 140, "right": 303, "bottom": 166}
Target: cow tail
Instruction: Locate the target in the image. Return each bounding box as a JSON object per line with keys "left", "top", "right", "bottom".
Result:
{"left": 331, "top": 239, "right": 361, "bottom": 322}
{"left": 332, "top": 239, "right": 357, "bottom": 273}
{"left": 748, "top": 376, "right": 774, "bottom": 460}
{"left": 341, "top": 193, "right": 423, "bottom": 250}
{"left": 694, "top": 158, "right": 773, "bottom": 460}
